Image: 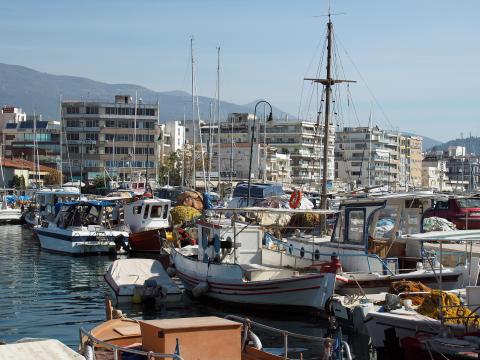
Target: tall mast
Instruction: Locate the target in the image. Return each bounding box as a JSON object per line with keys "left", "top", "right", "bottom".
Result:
{"left": 191, "top": 36, "right": 196, "bottom": 190}
{"left": 304, "top": 15, "right": 355, "bottom": 210}
{"left": 216, "top": 46, "right": 221, "bottom": 190}
{"left": 59, "top": 95, "right": 63, "bottom": 186}
{"left": 321, "top": 18, "right": 332, "bottom": 210}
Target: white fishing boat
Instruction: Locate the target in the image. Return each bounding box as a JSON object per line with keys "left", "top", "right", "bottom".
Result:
{"left": 276, "top": 192, "right": 476, "bottom": 296}
{"left": 105, "top": 258, "right": 181, "bottom": 304}
{"left": 34, "top": 200, "right": 129, "bottom": 255}
{"left": 23, "top": 187, "right": 81, "bottom": 228}
{"left": 0, "top": 189, "right": 22, "bottom": 222}
{"left": 171, "top": 209, "right": 338, "bottom": 312}
{"left": 123, "top": 198, "right": 171, "bottom": 252}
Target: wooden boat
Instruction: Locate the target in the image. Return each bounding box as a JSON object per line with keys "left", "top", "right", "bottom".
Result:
{"left": 79, "top": 312, "right": 353, "bottom": 360}
{"left": 171, "top": 215, "right": 337, "bottom": 313}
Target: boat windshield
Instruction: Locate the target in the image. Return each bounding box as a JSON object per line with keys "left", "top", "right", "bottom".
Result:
{"left": 457, "top": 198, "right": 480, "bottom": 209}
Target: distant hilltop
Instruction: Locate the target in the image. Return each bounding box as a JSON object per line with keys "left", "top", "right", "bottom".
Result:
{"left": 429, "top": 136, "right": 480, "bottom": 155}
{"left": 0, "top": 62, "right": 290, "bottom": 122}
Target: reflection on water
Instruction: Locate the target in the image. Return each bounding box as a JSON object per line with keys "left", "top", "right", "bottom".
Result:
{"left": 0, "top": 225, "right": 373, "bottom": 359}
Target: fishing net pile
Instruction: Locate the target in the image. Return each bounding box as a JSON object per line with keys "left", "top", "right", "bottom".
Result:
{"left": 389, "top": 280, "right": 480, "bottom": 326}
{"left": 423, "top": 217, "right": 457, "bottom": 232}
{"left": 170, "top": 206, "right": 201, "bottom": 225}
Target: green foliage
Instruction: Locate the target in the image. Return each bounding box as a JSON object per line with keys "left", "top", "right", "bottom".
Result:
{"left": 10, "top": 175, "right": 26, "bottom": 189}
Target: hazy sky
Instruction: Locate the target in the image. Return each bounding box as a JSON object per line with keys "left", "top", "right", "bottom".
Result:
{"left": 1, "top": 0, "right": 479, "bottom": 141}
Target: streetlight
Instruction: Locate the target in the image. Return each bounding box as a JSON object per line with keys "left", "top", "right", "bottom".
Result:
{"left": 247, "top": 100, "right": 273, "bottom": 205}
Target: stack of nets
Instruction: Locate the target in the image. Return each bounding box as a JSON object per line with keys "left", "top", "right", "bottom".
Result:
{"left": 389, "top": 280, "right": 480, "bottom": 326}
{"left": 170, "top": 205, "right": 201, "bottom": 225}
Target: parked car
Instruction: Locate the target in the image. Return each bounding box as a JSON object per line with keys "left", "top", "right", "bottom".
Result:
{"left": 423, "top": 197, "right": 480, "bottom": 229}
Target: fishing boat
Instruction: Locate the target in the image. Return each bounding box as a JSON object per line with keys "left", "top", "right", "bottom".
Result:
{"left": 33, "top": 200, "right": 129, "bottom": 255}
{"left": 350, "top": 232, "right": 480, "bottom": 358}
{"left": 277, "top": 192, "right": 477, "bottom": 296}
{"left": 171, "top": 208, "right": 338, "bottom": 313}
{"left": 79, "top": 312, "right": 353, "bottom": 360}
{"left": 0, "top": 189, "right": 22, "bottom": 223}
{"left": 123, "top": 197, "right": 171, "bottom": 252}
{"left": 23, "top": 187, "right": 81, "bottom": 228}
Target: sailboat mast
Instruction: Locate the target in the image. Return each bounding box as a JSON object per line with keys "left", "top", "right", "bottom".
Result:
{"left": 191, "top": 36, "right": 196, "bottom": 191}
{"left": 216, "top": 46, "right": 221, "bottom": 190}
{"left": 320, "top": 18, "right": 333, "bottom": 210}
{"left": 59, "top": 95, "right": 63, "bottom": 186}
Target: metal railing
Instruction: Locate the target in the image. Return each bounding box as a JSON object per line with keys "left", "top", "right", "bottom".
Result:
{"left": 79, "top": 327, "right": 184, "bottom": 360}
{"left": 225, "top": 315, "right": 352, "bottom": 360}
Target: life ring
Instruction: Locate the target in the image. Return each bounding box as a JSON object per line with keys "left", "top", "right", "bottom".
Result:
{"left": 289, "top": 190, "right": 302, "bottom": 209}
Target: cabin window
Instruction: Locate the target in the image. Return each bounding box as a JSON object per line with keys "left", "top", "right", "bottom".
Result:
{"left": 162, "top": 205, "right": 169, "bottom": 219}
{"left": 333, "top": 212, "right": 345, "bottom": 243}
{"left": 133, "top": 206, "right": 142, "bottom": 215}
{"left": 150, "top": 206, "right": 162, "bottom": 218}
{"left": 372, "top": 206, "right": 398, "bottom": 240}
{"left": 132, "top": 183, "right": 137, "bottom": 189}
{"left": 347, "top": 209, "right": 365, "bottom": 245}
{"left": 143, "top": 205, "right": 150, "bottom": 219}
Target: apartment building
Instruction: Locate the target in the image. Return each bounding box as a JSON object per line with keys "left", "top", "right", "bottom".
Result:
{"left": 2, "top": 116, "right": 61, "bottom": 169}
{"left": 62, "top": 95, "right": 158, "bottom": 181}
{"left": 422, "top": 147, "right": 479, "bottom": 192}
{"left": 399, "top": 135, "right": 423, "bottom": 189}
{"left": 189, "top": 113, "right": 334, "bottom": 187}
{"left": 335, "top": 126, "right": 403, "bottom": 189}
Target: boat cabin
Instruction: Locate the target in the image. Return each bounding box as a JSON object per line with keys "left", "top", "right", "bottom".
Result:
{"left": 52, "top": 201, "right": 118, "bottom": 229}
{"left": 36, "top": 188, "right": 81, "bottom": 220}
{"left": 329, "top": 192, "right": 446, "bottom": 273}
{"left": 123, "top": 198, "right": 171, "bottom": 233}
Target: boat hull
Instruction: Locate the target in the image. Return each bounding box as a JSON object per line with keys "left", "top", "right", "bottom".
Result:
{"left": 173, "top": 250, "right": 336, "bottom": 311}
{"left": 35, "top": 228, "right": 124, "bottom": 255}
{"left": 0, "top": 209, "right": 22, "bottom": 222}
{"left": 128, "top": 229, "right": 162, "bottom": 252}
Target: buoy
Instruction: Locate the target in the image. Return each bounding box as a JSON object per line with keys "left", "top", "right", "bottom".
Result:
{"left": 248, "top": 330, "right": 263, "bottom": 350}
{"left": 192, "top": 282, "right": 209, "bottom": 297}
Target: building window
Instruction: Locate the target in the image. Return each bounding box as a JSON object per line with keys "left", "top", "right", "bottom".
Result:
{"left": 68, "top": 145, "right": 79, "bottom": 154}
{"left": 106, "top": 120, "right": 116, "bottom": 127}
{"left": 85, "top": 119, "right": 98, "bottom": 128}
{"left": 85, "top": 133, "right": 98, "bottom": 141}
{"left": 66, "top": 119, "right": 80, "bottom": 127}
{"left": 86, "top": 106, "right": 99, "bottom": 114}
{"left": 67, "top": 133, "right": 79, "bottom": 141}
{"left": 66, "top": 106, "right": 80, "bottom": 114}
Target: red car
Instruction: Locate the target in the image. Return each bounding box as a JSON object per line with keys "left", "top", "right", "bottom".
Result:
{"left": 424, "top": 197, "right": 480, "bottom": 229}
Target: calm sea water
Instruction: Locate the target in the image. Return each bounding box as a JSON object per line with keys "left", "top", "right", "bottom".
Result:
{"left": 0, "top": 224, "right": 373, "bottom": 358}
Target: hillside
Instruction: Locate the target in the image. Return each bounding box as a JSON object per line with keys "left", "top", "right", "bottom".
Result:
{"left": 0, "top": 63, "right": 291, "bottom": 121}
{"left": 430, "top": 136, "right": 480, "bottom": 155}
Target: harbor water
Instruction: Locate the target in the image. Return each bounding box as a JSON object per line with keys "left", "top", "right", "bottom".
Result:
{"left": 0, "top": 224, "right": 373, "bottom": 358}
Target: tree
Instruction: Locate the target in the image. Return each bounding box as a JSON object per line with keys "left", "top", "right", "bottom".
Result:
{"left": 92, "top": 175, "right": 107, "bottom": 189}
{"left": 44, "top": 169, "right": 62, "bottom": 186}
{"left": 10, "top": 174, "right": 26, "bottom": 189}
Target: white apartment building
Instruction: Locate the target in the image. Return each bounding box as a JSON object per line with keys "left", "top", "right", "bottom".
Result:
{"left": 335, "top": 126, "right": 400, "bottom": 189}
{"left": 188, "top": 113, "right": 334, "bottom": 187}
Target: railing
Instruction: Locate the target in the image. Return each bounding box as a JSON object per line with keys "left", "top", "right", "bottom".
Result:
{"left": 265, "top": 234, "right": 395, "bottom": 275}
{"left": 79, "top": 327, "right": 185, "bottom": 360}
{"left": 225, "top": 315, "right": 353, "bottom": 360}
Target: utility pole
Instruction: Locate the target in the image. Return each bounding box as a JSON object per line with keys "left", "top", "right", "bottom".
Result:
{"left": 304, "top": 15, "right": 355, "bottom": 210}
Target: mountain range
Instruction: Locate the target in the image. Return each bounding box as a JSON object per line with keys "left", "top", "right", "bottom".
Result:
{"left": 0, "top": 63, "right": 289, "bottom": 122}
{"left": 0, "top": 62, "right": 445, "bottom": 150}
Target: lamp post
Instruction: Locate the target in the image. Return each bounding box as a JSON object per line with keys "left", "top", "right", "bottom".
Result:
{"left": 247, "top": 100, "right": 273, "bottom": 205}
